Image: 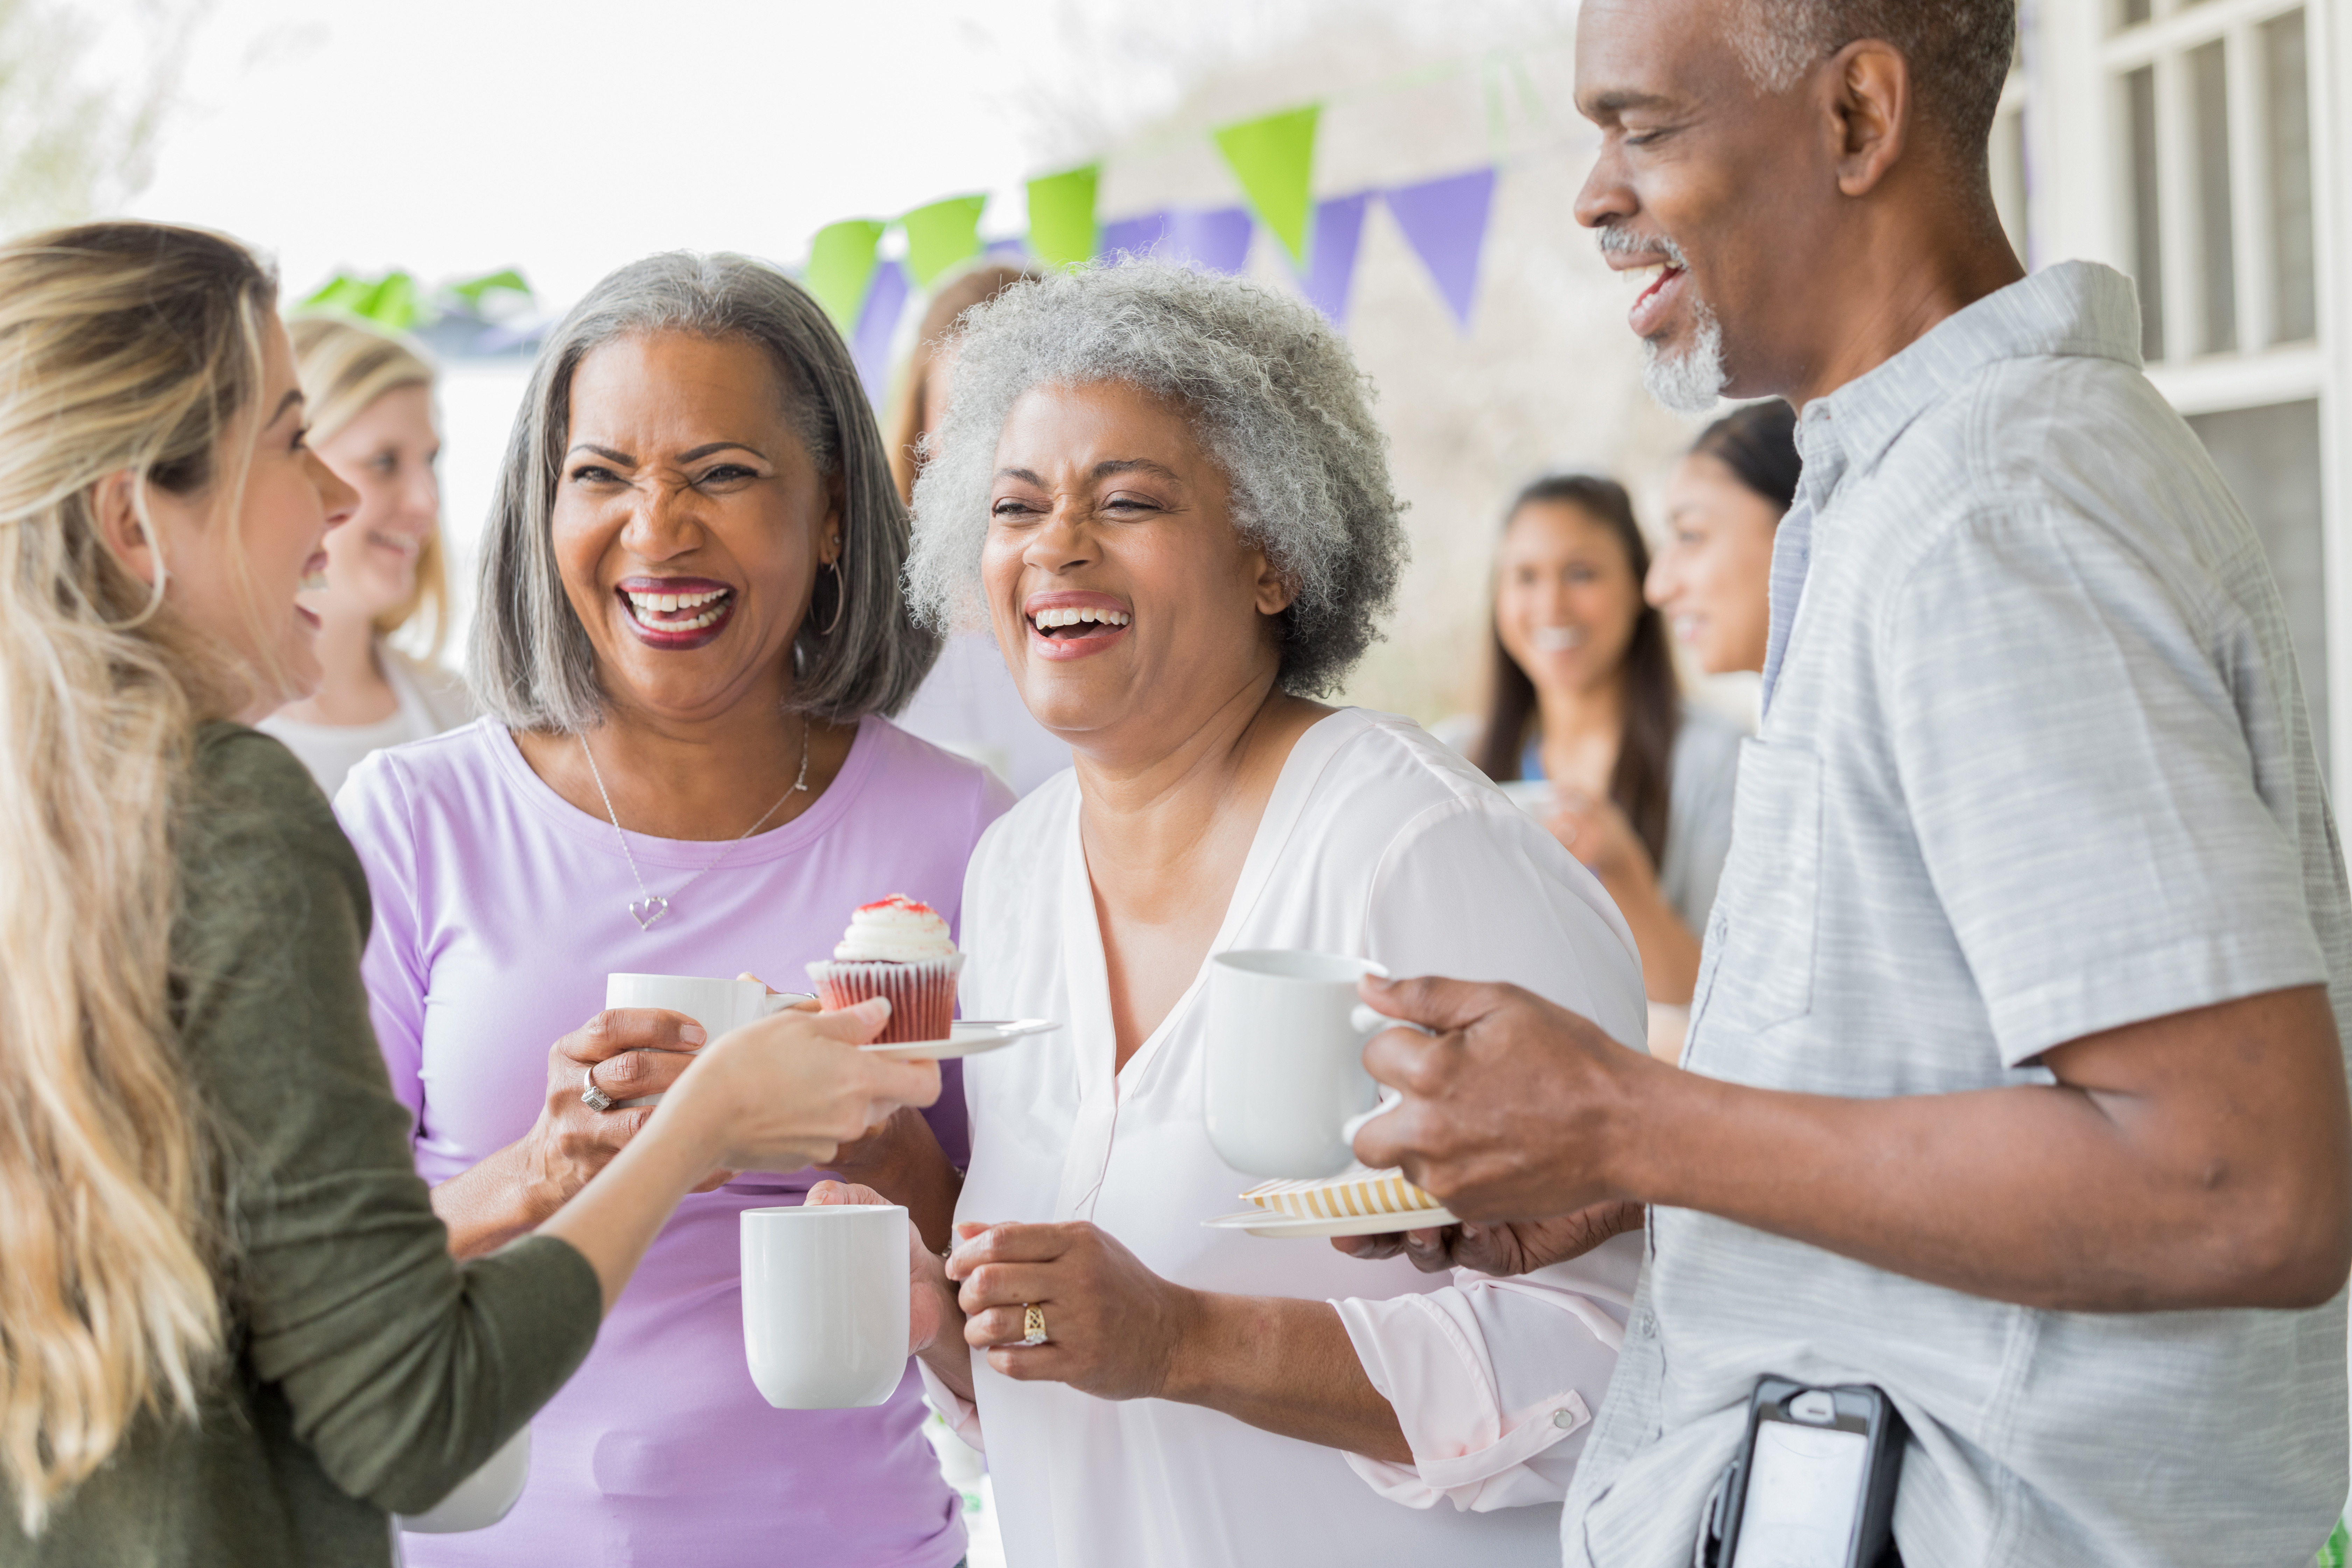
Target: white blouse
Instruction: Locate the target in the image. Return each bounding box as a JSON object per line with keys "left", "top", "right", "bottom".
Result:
{"left": 928, "top": 709, "right": 1650, "bottom": 1568}
{"left": 261, "top": 645, "right": 473, "bottom": 799}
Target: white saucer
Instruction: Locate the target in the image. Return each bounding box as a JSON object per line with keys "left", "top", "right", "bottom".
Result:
{"left": 862, "top": 1018, "right": 1058, "bottom": 1061}
{"left": 1202, "top": 1206, "right": 1460, "bottom": 1239}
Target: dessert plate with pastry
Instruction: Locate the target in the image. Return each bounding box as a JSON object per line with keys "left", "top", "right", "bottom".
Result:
{"left": 806, "top": 895, "right": 1056, "bottom": 1059}
{"left": 1203, "top": 1165, "right": 1458, "bottom": 1238}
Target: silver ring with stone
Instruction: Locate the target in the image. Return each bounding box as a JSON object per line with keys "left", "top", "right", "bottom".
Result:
{"left": 580, "top": 1068, "right": 615, "bottom": 1114}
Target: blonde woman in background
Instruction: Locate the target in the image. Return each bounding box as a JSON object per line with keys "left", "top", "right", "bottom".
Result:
{"left": 260, "top": 315, "right": 471, "bottom": 796}
{"left": 0, "top": 220, "right": 938, "bottom": 1568}
{"left": 886, "top": 261, "right": 1072, "bottom": 795}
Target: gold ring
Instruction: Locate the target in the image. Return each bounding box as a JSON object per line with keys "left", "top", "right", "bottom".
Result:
{"left": 1021, "top": 1303, "right": 1048, "bottom": 1346}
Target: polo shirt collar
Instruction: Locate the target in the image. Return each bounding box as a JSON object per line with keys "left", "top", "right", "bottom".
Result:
{"left": 1794, "top": 260, "right": 2145, "bottom": 500}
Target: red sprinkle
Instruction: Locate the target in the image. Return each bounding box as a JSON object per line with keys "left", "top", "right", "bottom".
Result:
{"left": 854, "top": 894, "right": 939, "bottom": 917}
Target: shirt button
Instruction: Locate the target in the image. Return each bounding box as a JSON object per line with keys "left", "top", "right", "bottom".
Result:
{"left": 1631, "top": 1308, "right": 1653, "bottom": 1336}
{"left": 1552, "top": 1407, "right": 1579, "bottom": 1430}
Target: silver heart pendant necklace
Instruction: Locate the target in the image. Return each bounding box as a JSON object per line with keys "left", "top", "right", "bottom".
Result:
{"left": 577, "top": 724, "right": 810, "bottom": 932}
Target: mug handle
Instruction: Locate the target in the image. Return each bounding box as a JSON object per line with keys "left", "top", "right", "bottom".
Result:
{"left": 1340, "top": 1005, "right": 1430, "bottom": 1144}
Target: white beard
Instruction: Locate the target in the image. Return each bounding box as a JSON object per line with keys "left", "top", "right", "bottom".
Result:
{"left": 1640, "top": 298, "right": 1729, "bottom": 414}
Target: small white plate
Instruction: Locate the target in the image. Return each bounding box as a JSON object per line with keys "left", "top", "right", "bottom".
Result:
{"left": 1202, "top": 1206, "right": 1460, "bottom": 1239}
{"left": 862, "top": 1019, "right": 1058, "bottom": 1061}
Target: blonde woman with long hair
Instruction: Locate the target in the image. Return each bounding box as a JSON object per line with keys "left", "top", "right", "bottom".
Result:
{"left": 0, "top": 220, "right": 939, "bottom": 1567}
{"left": 260, "top": 316, "right": 471, "bottom": 796}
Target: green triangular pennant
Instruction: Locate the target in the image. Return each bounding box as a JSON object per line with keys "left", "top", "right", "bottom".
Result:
{"left": 1025, "top": 165, "right": 1099, "bottom": 271}
{"left": 805, "top": 220, "right": 886, "bottom": 332}
{"left": 902, "top": 195, "right": 989, "bottom": 289}
{"left": 1211, "top": 104, "right": 1319, "bottom": 265}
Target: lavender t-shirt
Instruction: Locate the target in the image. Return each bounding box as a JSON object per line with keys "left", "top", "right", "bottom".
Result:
{"left": 336, "top": 714, "right": 1011, "bottom": 1568}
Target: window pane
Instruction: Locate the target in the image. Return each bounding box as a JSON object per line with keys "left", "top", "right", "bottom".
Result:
{"left": 2126, "top": 66, "right": 2165, "bottom": 360}
{"left": 2265, "top": 9, "right": 2317, "bottom": 343}
{"left": 2191, "top": 41, "right": 2236, "bottom": 354}
{"left": 2120, "top": 0, "right": 2151, "bottom": 28}
{"left": 1990, "top": 108, "right": 2030, "bottom": 265}
{"left": 2189, "top": 401, "right": 2329, "bottom": 779}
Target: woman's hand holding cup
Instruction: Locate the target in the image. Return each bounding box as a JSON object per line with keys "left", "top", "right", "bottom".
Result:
{"left": 656, "top": 998, "right": 941, "bottom": 1178}
{"left": 806, "top": 1180, "right": 953, "bottom": 1356}
{"left": 521, "top": 1006, "right": 720, "bottom": 1222}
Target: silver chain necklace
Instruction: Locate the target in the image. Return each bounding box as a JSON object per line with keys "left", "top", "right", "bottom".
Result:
{"left": 577, "top": 721, "right": 811, "bottom": 931}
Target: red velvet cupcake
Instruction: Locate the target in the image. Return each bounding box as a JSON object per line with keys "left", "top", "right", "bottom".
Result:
{"left": 804, "top": 895, "right": 963, "bottom": 1045}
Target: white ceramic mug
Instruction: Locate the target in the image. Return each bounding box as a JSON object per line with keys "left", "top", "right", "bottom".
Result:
{"left": 602, "top": 973, "right": 807, "bottom": 1107}
{"left": 740, "top": 1204, "right": 911, "bottom": 1409}
{"left": 1204, "top": 949, "right": 1412, "bottom": 1180}
{"left": 394, "top": 1425, "right": 529, "bottom": 1535}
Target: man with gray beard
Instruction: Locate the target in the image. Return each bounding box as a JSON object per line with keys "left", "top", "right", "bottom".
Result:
{"left": 1341, "top": 1, "right": 2352, "bottom": 1564}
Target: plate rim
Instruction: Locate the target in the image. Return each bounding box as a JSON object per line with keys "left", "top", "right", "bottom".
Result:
{"left": 1201, "top": 1205, "right": 1460, "bottom": 1238}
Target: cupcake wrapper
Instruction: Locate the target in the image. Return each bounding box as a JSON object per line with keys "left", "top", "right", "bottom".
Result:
{"left": 804, "top": 955, "right": 964, "bottom": 1044}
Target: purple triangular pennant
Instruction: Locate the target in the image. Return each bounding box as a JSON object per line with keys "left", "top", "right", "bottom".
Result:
{"left": 1099, "top": 212, "right": 1170, "bottom": 262}
{"left": 849, "top": 258, "right": 910, "bottom": 408}
{"left": 1296, "top": 192, "right": 1370, "bottom": 327}
{"left": 1381, "top": 167, "right": 1497, "bottom": 331}
{"left": 1162, "top": 206, "right": 1254, "bottom": 274}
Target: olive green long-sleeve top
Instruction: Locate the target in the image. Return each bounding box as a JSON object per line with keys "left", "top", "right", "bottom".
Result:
{"left": 3, "top": 723, "right": 602, "bottom": 1567}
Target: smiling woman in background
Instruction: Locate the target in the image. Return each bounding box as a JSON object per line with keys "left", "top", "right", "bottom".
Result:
{"left": 259, "top": 316, "right": 470, "bottom": 796}
{"left": 1446, "top": 476, "right": 1741, "bottom": 1011}
{"left": 1644, "top": 400, "right": 1802, "bottom": 677}
{"left": 334, "top": 251, "right": 1009, "bottom": 1568}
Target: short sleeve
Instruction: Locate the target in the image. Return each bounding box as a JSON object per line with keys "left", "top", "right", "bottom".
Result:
{"left": 1883, "top": 507, "right": 2326, "bottom": 1064}
{"left": 334, "top": 750, "right": 429, "bottom": 1130}
{"left": 1364, "top": 799, "right": 1648, "bottom": 1052}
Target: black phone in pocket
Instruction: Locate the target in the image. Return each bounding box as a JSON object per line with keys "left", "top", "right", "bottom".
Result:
{"left": 1692, "top": 1377, "right": 1908, "bottom": 1568}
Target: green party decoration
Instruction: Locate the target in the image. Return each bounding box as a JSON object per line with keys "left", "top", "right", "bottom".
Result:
{"left": 1211, "top": 104, "right": 1320, "bottom": 265}
{"left": 444, "top": 268, "right": 533, "bottom": 310}
{"left": 1025, "top": 165, "right": 1099, "bottom": 271}
{"left": 902, "top": 195, "right": 988, "bottom": 288}
{"left": 301, "top": 270, "right": 425, "bottom": 331}
{"left": 805, "top": 220, "right": 887, "bottom": 332}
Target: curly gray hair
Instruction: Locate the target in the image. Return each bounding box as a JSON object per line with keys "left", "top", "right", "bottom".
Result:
{"left": 904, "top": 264, "right": 1406, "bottom": 698}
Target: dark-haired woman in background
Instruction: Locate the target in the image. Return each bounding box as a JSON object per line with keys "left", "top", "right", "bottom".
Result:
{"left": 1447, "top": 476, "right": 1742, "bottom": 1022}
{"left": 1646, "top": 401, "right": 1802, "bottom": 677}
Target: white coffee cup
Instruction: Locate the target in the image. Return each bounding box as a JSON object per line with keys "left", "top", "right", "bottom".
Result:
{"left": 1204, "top": 949, "right": 1412, "bottom": 1180}
{"left": 602, "top": 973, "right": 808, "bottom": 1107}
{"left": 394, "top": 1426, "right": 529, "bottom": 1535}
{"left": 740, "top": 1204, "right": 911, "bottom": 1409}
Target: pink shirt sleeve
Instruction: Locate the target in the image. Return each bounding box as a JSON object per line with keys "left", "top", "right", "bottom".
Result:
{"left": 333, "top": 752, "right": 429, "bottom": 1133}
{"left": 1332, "top": 1235, "right": 1640, "bottom": 1512}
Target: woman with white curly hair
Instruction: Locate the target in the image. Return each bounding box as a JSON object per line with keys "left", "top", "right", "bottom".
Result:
{"left": 814, "top": 264, "right": 1649, "bottom": 1566}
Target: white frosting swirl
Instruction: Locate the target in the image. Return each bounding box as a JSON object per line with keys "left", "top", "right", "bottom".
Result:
{"left": 832, "top": 896, "right": 957, "bottom": 962}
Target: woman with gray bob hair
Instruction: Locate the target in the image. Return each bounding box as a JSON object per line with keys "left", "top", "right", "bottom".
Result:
{"left": 828, "top": 264, "right": 1649, "bottom": 1568}
{"left": 904, "top": 262, "right": 1405, "bottom": 694}
{"left": 334, "top": 250, "right": 1011, "bottom": 1567}
{"left": 478, "top": 251, "right": 935, "bottom": 727}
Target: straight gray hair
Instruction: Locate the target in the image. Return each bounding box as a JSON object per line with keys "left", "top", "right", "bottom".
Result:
{"left": 470, "top": 251, "right": 939, "bottom": 731}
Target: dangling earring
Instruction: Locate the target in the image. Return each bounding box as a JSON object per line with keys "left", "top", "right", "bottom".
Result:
{"left": 816, "top": 559, "right": 846, "bottom": 636}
